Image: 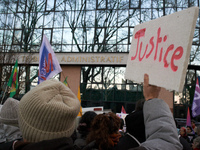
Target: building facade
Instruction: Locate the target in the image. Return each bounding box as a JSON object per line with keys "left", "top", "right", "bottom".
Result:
{"left": 0, "top": 0, "right": 200, "bottom": 114}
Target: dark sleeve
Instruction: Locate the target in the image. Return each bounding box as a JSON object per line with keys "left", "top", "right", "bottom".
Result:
{"left": 128, "top": 146, "right": 147, "bottom": 150}
{"left": 179, "top": 137, "right": 192, "bottom": 150}
{"left": 0, "top": 141, "right": 14, "bottom": 150}
{"left": 15, "top": 137, "right": 74, "bottom": 150}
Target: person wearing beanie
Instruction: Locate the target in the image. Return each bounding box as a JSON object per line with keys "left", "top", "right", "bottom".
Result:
{"left": 0, "top": 98, "right": 22, "bottom": 144}
{"left": 3, "top": 79, "right": 80, "bottom": 150}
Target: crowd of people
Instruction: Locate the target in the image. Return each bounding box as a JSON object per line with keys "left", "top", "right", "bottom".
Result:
{"left": 0, "top": 74, "right": 199, "bottom": 150}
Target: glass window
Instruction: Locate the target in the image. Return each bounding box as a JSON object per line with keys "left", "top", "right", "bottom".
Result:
{"left": 85, "top": 11, "right": 95, "bottom": 27}
{"left": 76, "top": 0, "right": 84, "bottom": 10}
{"left": 130, "top": 0, "right": 141, "bottom": 8}
{"left": 196, "top": 17, "right": 200, "bottom": 28}
{"left": 0, "top": 30, "right": 3, "bottom": 44}
{"left": 141, "top": 0, "right": 151, "bottom": 8}
{"left": 117, "top": 28, "right": 128, "bottom": 44}
{"left": 17, "top": 0, "right": 26, "bottom": 12}
{"left": 4, "top": 30, "right": 12, "bottom": 45}
{"left": 189, "top": 0, "right": 198, "bottom": 7}
{"left": 140, "top": 9, "right": 152, "bottom": 22}
{"left": 95, "top": 27, "right": 105, "bottom": 43}
{"left": 74, "top": 28, "right": 83, "bottom": 44}
{"left": 165, "top": 8, "right": 177, "bottom": 15}
{"left": 72, "top": 45, "right": 80, "bottom": 52}
{"left": 152, "top": 0, "right": 164, "bottom": 8}
{"left": 62, "top": 44, "right": 72, "bottom": 52}
{"left": 32, "top": 29, "right": 42, "bottom": 45}
{"left": 52, "top": 28, "right": 62, "bottom": 44}
{"left": 117, "top": 10, "right": 129, "bottom": 27}
{"left": 96, "top": 0, "right": 107, "bottom": 10}
{"left": 0, "top": 3, "right": 6, "bottom": 13}
{"left": 0, "top": 14, "right": 6, "bottom": 29}
{"left": 54, "top": 12, "right": 64, "bottom": 27}
{"left": 96, "top": 10, "right": 107, "bottom": 27}
{"left": 44, "top": 13, "right": 54, "bottom": 27}
{"left": 46, "top": 0, "right": 55, "bottom": 11}
{"left": 74, "top": 11, "right": 84, "bottom": 27}
{"left": 115, "top": 67, "right": 126, "bottom": 84}
{"left": 65, "top": 0, "right": 76, "bottom": 10}
{"left": 63, "top": 28, "right": 72, "bottom": 44}
{"left": 165, "top": 0, "right": 176, "bottom": 7}
{"left": 193, "top": 28, "right": 200, "bottom": 45}
{"left": 15, "top": 13, "right": 23, "bottom": 29}
{"left": 91, "top": 67, "right": 102, "bottom": 83}
{"left": 13, "top": 30, "right": 22, "bottom": 45}
{"left": 52, "top": 45, "right": 61, "bottom": 52}
{"left": 152, "top": 8, "right": 163, "bottom": 19}
{"left": 7, "top": 14, "right": 14, "bottom": 28}
{"left": 117, "top": 44, "right": 128, "bottom": 52}
{"left": 36, "top": 13, "right": 44, "bottom": 28}
{"left": 129, "top": 27, "right": 134, "bottom": 44}
{"left": 86, "top": 0, "right": 96, "bottom": 10}
{"left": 55, "top": 0, "right": 65, "bottom": 11}
{"left": 103, "top": 67, "right": 114, "bottom": 86}
{"left": 43, "top": 29, "right": 52, "bottom": 42}
{"left": 8, "top": 2, "right": 17, "bottom": 13}
{"left": 64, "top": 12, "right": 72, "bottom": 28}
{"left": 129, "top": 10, "right": 140, "bottom": 26}
{"left": 85, "top": 28, "right": 94, "bottom": 45}
{"left": 176, "top": 0, "right": 188, "bottom": 7}
{"left": 37, "top": 0, "right": 45, "bottom": 12}
{"left": 12, "top": 45, "right": 21, "bottom": 52}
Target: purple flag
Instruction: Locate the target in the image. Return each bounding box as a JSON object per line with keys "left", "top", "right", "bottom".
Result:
{"left": 38, "top": 35, "right": 62, "bottom": 84}
{"left": 192, "top": 78, "right": 200, "bottom": 117}
{"left": 186, "top": 107, "right": 192, "bottom": 127}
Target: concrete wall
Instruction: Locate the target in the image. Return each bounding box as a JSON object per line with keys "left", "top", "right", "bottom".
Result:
{"left": 60, "top": 66, "right": 81, "bottom": 96}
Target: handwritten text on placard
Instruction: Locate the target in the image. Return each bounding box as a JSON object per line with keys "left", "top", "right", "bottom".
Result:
{"left": 131, "top": 27, "right": 183, "bottom": 72}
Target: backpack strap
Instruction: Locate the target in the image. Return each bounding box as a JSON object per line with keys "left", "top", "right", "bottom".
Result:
{"left": 127, "top": 132, "right": 141, "bottom": 146}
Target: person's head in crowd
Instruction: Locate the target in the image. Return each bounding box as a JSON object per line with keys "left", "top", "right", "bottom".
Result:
{"left": 77, "top": 111, "right": 97, "bottom": 136}
{"left": 134, "top": 99, "right": 145, "bottom": 112}
{"left": 18, "top": 79, "right": 80, "bottom": 142}
{"left": 86, "top": 112, "right": 121, "bottom": 150}
{"left": 192, "top": 136, "right": 200, "bottom": 150}
{"left": 187, "top": 126, "right": 193, "bottom": 134}
{"left": 0, "top": 98, "right": 19, "bottom": 127}
{"left": 0, "top": 98, "right": 22, "bottom": 143}
{"left": 125, "top": 99, "right": 146, "bottom": 143}
{"left": 180, "top": 127, "right": 187, "bottom": 137}
{"left": 192, "top": 120, "right": 196, "bottom": 128}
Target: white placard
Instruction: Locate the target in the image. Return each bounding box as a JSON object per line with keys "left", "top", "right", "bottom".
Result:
{"left": 125, "top": 7, "right": 199, "bottom": 92}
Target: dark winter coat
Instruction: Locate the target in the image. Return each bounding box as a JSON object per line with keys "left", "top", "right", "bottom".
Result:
{"left": 8, "top": 137, "right": 74, "bottom": 150}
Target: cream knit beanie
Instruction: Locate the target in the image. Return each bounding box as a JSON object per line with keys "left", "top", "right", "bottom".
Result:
{"left": 0, "top": 98, "right": 19, "bottom": 127}
{"left": 18, "top": 79, "right": 80, "bottom": 142}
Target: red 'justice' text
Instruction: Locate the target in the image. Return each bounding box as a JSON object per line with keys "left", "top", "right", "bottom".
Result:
{"left": 131, "top": 27, "right": 183, "bottom": 72}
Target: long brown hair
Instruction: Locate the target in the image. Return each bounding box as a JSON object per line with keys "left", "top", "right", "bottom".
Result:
{"left": 86, "top": 112, "right": 121, "bottom": 150}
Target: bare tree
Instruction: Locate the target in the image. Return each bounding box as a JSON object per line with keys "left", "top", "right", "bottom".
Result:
{"left": 0, "top": 0, "right": 56, "bottom": 100}
{"left": 62, "top": 0, "right": 142, "bottom": 99}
